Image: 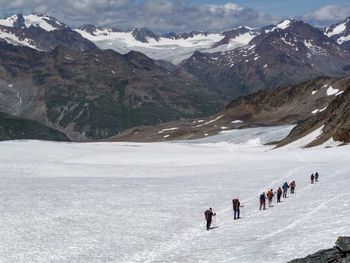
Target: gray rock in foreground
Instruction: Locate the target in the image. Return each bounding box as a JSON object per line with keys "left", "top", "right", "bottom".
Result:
{"left": 288, "top": 237, "right": 350, "bottom": 263}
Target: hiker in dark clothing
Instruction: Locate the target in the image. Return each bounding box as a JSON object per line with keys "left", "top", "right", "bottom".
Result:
{"left": 315, "top": 172, "right": 319, "bottom": 182}
{"left": 204, "top": 208, "right": 216, "bottom": 230}
{"left": 277, "top": 187, "right": 282, "bottom": 203}
{"left": 311, "top": 174, "right": 315, "bottom": 184}
{"left": 232, "top": 198, "right": 241, "bottom": 220}
{"left": 290, "top": 181, "right": 296, "bottom": 194}
{"left": 282, "top": 182, "right": 289, "bottom": 198}
{"left": 259, "top": 193, "right": 266, "bottom": 210}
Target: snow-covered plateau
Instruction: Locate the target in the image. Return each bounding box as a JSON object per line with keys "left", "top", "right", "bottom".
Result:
{"left": 0, "top": 126, "right": 349, "bottom": 262}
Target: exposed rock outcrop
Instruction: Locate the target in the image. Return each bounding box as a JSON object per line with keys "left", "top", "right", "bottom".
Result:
{"left": 288, "top": 237, "right": 350, "bottom": 263}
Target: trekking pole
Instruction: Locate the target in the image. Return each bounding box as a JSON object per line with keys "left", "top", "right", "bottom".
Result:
{"left": 242, "top": 205, "right": 245, "bottom": 218}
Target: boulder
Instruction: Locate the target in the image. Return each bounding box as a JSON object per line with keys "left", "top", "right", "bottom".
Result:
{"left": 336, "top": 236, "right": 350, "bottom": 253}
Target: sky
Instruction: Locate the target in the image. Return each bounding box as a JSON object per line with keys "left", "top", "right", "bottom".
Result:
{"left": 0, "top": 0, "right": 350, "bottom": 32}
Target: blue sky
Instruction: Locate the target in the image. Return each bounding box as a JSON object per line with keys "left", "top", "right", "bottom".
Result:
{"left": 1, "top": 0, "right": 350, "bottom": 32}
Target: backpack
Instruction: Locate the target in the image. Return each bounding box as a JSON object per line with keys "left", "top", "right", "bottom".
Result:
{"left": 232, "top": 199, "right": 239, "bottom": 209}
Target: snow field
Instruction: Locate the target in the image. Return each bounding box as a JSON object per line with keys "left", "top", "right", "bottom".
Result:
{"left": 0, "top": 126, "right": 349, "bottom": 262}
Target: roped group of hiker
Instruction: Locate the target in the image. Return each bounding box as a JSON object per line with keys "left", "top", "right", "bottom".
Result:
{"left": 204, "top": 172, "right": 320, "bottom": 230}
{"left": 259, "top": 180, "right": 296, "bottom": 211}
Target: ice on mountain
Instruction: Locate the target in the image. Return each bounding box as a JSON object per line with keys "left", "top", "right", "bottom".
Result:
{"left": 326, "top": 86, "right": 339, "bottom": 96}
{"left": 325, "top": 22, "right": 347, "bottom": 37}
{"left": 194, "top": 115, "right": 224, "bottom": 128}
{"left": 231, "top": 120, "right": 243, "bottom": 124}
{"left": 158, "top": 127, "right": 179, "bottom": 134}
{"left": 0, "top": 29, "right": 39, "bottom": 50}
{"left": 337, "top": 35, "right": 350, "bottom": 44}
{"left": 24, "top": 14, "right": 57, "bottom": 31}
{"left": 267, "top": 19, "right": 293, "bottom": 33}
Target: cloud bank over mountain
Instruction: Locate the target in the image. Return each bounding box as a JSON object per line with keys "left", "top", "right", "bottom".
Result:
{"left": 0, "top": 0, "right": 349, "bottom": 32}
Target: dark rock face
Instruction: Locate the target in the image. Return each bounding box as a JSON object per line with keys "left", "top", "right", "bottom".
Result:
{"left": 131, "top": 28, "right": 160, "bottom": 43}
{"left": 0, "top": 41, "right": 223, "bottom": 141}
{"left": 336, "top": 237, "right": 350, "bottom": 253}
{"left": 288, "top": 237, "right": 350, "bottom": 263}
{"left": 0, "top": 111, "right": 69, "bottom": 141}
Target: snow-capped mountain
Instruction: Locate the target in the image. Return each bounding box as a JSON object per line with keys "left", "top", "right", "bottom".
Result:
{"left": 180, "top": 19, "right": 350, "bottom": 100}
{"left": 324, "top": 17, "right": 350, "bottom": 49}
{"left": 75, "top": 25, "right": 258, "bottom": 64}
{"left": 0, "top": 13, "right": 96, "bottom": 51}
{"left": 0, "top": 13, "right": 68, "bottom": 31}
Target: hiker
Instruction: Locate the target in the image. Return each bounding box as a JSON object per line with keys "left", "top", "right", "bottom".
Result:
{"left": 290, "top": 181, "right": 296, "bottom": 194}
{"left": 232, "top": 198, "right": 241, "bottom": 220}
{"left": 267, "top": 189, "right": 273, "bottom": 207}
{"left": 204, "top": 208, "right": 216, "bottom": 230}
{"left": 311, "top": 174, "right": 315, "bottom": 184}
{"left": 277, "top": 187, "right": 282, "bottom": 203}
{"left": 315, "top": 172, "right": 319, "bottom": 182}
{"left": 259, "top": 192, "right": 266, "bottom": 210}
{"left": 282, "top": 182, "right": 289, "bottom": 198}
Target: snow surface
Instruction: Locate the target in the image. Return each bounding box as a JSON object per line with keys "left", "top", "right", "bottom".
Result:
{"left": 0, "top": 15, "right": 18, "bottom": 27}
{"left": 0, "top": 125, "right": 349, "bottom": 262}
{"left": 283, "top": 126, "right": 324, "bottom": 149}
{"left": 75, "top": 29, "right": 225, "bottom": 64}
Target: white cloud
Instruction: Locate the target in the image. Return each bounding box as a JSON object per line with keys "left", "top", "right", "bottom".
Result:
{"left": 0, "top": 0, "right": 277, "bottom": 32}
{"left": 304, "top": 5, "right": 350, "bottom": 24}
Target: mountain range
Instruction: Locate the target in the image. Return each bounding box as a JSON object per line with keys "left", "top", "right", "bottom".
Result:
{"left": 1, "top": 13, "right": 350, "bottom": 143}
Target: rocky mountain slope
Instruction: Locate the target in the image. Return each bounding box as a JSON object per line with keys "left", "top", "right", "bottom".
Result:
{"left": 179, "top": 19, "right": 350, "bottom": 100}
{"left": 108, "top": 76, "right": 348, "bottom": 142}
{"left": 0, "top": 41, "right": 223, "bottom": 141}
{"left": 278, "top": 77, "right": 350, "bottom": 147}
{"left": 0, "top": 111, "right": 69, "bottom": 141}
{"left": 289, "top": 237, "right": 350, "bottom": 263}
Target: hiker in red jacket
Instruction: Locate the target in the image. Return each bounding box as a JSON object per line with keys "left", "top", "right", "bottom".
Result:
{"left": 267, "top": 189, "right": 273, "bottom": 207}
{"left": 204, "top": 208, "right": 216, "bottom": 230}
{"left": 290, "top": 181, "right": 296, "bottom": 194}
{"left": 232, "top": 198, "right": 241, "bottom": 220}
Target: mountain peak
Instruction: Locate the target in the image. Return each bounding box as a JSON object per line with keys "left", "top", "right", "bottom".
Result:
{"left": 131, "top": 27, "right": 160, "bottom": 43}
{"left": 0, "top": 13, "right": 67, "bottom": 32}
